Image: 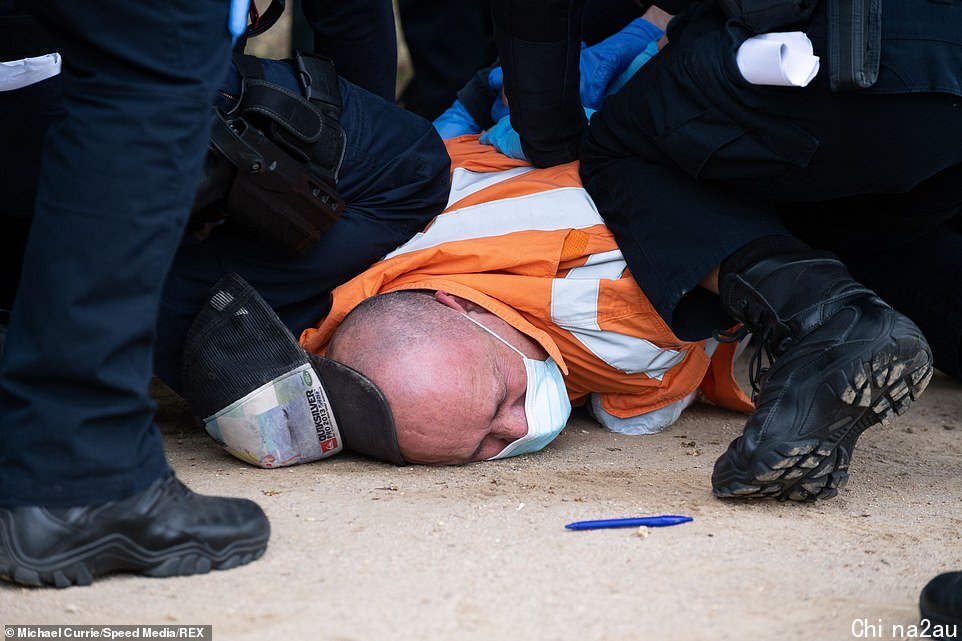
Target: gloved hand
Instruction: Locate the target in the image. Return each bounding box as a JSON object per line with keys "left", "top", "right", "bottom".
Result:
{"left": 604, "top": 40, "right": 661, "bottom": 98}
{"left": 470, "top": 18, "right": 662, "bottom": 157}
{"left": 579, "top": 18, "right": 664, "bottom": 110}
{"left": 481, "top": 108, "right": 596, "bottom": 161}
{"left": 485, "top": 67, "right": 510, "bottom": 123}
{"left": 442, "top": 60, "right": 508, "bottom": 138}
{"left": 432, "top": 99, "right": 482, "bottom": 139}
{"left": 480, "top": 114, "right": 524, "bottom": 160}
{"left": 228, "top": 0, "right": 252, "bottom": 43}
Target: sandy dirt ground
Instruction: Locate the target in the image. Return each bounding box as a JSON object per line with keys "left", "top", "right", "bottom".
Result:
{"left": 2, "top": 368, "right": 960, "bottom": 641}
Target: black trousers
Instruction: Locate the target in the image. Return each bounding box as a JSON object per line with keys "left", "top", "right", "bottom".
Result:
{"left": 301, "top": 0, "right": 397, "bottom": 101}
{"left": 580, "top": 6, "right": 962, "bottom": 379}
{"left": 0, "top": 0, "right": 232, "bottom": 506}
{"left": 774, "top": 186, "right": 962, "bottom": 381}
{"left": 399, "top": 0, "right": 496, "bottom": 120}
{"left": 490, "top": 0, "right": 588, "bottom": 167}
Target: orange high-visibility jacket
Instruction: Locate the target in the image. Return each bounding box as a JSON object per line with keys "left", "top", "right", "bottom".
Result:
{"left": 301, "top": 136, "right": 752, "bottom": 432}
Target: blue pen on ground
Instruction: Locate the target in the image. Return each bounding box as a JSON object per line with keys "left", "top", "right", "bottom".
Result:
{"left": 565, "top": 515, "right": 693, "bottom": 531}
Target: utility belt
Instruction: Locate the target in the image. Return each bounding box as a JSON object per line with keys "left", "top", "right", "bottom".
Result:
{"left": 191, "top": 51, "right": 347, "bottom": 257}
{"left": 717, "top": 0, "right": 880, "bottom": 91}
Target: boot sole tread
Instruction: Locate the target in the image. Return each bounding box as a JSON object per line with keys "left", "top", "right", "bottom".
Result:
{"left": 714, "top": 334, "right": 933, "bottom": 502}
{"left": 0, "top": 544, "right": 267, "bottom": 588}
{"left": 0, "top": 513, "right": 269, "bottom": 588}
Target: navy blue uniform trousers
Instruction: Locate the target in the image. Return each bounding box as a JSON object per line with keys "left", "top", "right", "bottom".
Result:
{"left": 490, "top": 0, "right": 588, "bottom": 167}
{"left": 581, "top": 0, "right": 962, "bottom": 379}
{"left": 0, "top": 0, "right": 232, "bottom": 506}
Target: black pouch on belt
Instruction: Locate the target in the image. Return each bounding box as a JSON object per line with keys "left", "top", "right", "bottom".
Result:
{"left": 192, "top": 52, "right": 347, "bottom": 257}
{"left": 827, "top": 0, "right": 881, "bottom": 91}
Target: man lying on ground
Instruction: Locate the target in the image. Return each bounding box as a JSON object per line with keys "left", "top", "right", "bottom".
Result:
{"left": 301, "top": 133, "right": 755, "bottom": 465}
{"left": 183, "top": 12, "right": 942, "bottom": 504}
{"left": 165, "top": 12, "right": 678, "bottom": 440}
{"left": 183, "top": 131, "right": 753, "bottom": 474}
{"left": 177, "top": 13, "right": 762, "bottom": 475}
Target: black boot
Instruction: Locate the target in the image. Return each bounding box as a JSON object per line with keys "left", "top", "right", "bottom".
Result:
{"left": 0, "top": 472, "right": 270, "bottom": 587}
{"left": 711, "top": 250, "right": 933, "bottom": 501}
{"left": 921, "top": 572, "right": 962, "bottom": 639}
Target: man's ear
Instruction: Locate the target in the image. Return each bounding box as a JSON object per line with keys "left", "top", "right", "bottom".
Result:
{"left": 433, "top": 290, "right": 470, "bottom": 313}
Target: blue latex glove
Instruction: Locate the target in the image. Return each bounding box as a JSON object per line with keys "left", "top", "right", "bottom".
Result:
{"left": 579, "top": 18, "right": 664, "bottom": 110}
{"left": 228, "top": 0, "right": 252, "bottom": 43}
{"left": 433, "top": 99, "right": 482, "bottom": 139}
{"left": 480, "top": 114, "right": 525, "bottom": 160}
{"left": 480, "top": 108, "right": 596, "bottom": 161}
{"left": 486, "top": 67, "right": 510, "bottom": 122}
{"left": 604, "top": 41, "right": 660, "bottom": 98}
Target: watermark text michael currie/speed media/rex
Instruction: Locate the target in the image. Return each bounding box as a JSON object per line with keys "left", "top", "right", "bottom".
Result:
{"left": 3, "top": 625, "right": 213, "bottom": 640}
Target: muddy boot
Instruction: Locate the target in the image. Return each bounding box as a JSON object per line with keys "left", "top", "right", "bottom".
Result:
{"left": 920, "top": 572, "right": 962, "bottom": 639}
{"left": 711, "top": 250, "right": 933, "bottom": 501}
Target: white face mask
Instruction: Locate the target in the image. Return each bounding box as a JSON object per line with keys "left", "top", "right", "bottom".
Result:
{"left": 460, "top": 314, "right": 572, "bottom": 460}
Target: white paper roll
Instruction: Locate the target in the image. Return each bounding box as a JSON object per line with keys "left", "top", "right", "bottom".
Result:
{"left": 736, "top": 32, "right": 819, "bottom": 87}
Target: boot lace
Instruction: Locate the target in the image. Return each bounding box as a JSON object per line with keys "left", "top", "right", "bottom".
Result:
{"left": 713, "top": 325, "right": 783, "bottom": 403}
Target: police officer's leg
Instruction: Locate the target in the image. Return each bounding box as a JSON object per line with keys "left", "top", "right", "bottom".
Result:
{"left": 301, "top": 0, "right": 397, "bottom": 101}
{"left": 583, "top": 144, "right": 933, "bottom": 504}
{"left": 398, "top": 0, "right": 496, "bottom": 120}
{"left": 582, "top": 32, "right": 934, "bottom": 503}
{"left": 155, "top": 72, "right": 451, "bottom": 391}
{"left": 579, "top": 29, "right": 815, "bottom": 337}
{"left": 490, "top": 0, "right": 587, "bottom": 167}
{"left": 0, "top": 0, "right": 268, "bottom": 586}
{"left": 579, "top": 150, "right": 791, "bottom": 340}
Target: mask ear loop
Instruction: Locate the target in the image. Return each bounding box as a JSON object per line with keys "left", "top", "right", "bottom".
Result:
{"left": 460, "top": 312, "right": 533, "bottom": 461}
{"left": 459, "top": 313, "right": 526, "bottom": 359}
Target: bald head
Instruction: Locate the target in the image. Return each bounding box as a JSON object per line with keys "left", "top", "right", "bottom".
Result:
{"left": 328, "top": 290, "right": 474, "bottom": 367}
{"left": 326, "top": 291, "right": 540, "bottom": 464}
{"left": 327, "top": 291, "right": 484, "bottom": 407}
